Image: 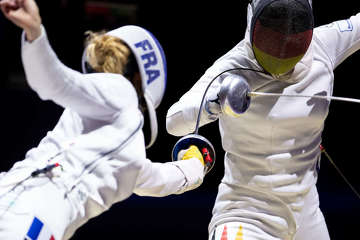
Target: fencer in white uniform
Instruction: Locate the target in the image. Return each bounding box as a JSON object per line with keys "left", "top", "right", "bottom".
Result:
{"left": 0, "top": 0, "right": 205, "bottom": 239}
{"left": 166, "top": 0, "right": 360, "bottom": 239}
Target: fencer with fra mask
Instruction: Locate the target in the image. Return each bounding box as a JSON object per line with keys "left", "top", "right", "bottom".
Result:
{"left": 167, "top": 0, "right": 360, "bottom": 239}
{"left": 0, "top": 0, "right": 207, "bottom": 239}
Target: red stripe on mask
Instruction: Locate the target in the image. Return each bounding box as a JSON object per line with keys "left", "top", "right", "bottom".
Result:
{"left": 252, "top": 20, "right": 312, "bottom": 59}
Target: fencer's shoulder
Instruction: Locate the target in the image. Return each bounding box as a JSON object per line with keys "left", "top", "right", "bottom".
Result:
{"left": 83, "top": 72, "right": 137, "bottom": 96}
{"left": 314, "top": 14, "right": 360, "bottom": 35}
{"left": 82, "top": 72, "right": 139, "bottom": 109}
{"left": 210, "top": 41, "right": 258, "bottom": 75}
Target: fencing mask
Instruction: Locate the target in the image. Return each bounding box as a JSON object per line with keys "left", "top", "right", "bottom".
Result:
{"left": 250, "top": 0, "right": 314, "bottom": 75}
{"left": 82, "top": 25, "right": 167, "bottom": 148}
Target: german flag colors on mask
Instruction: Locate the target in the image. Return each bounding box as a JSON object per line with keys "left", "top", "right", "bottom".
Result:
{"left": 250, "top": 0, "right": 313, "bottom": 75}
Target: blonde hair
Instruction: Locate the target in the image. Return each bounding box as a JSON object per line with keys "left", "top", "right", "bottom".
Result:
{"left": 84, "top": 31, "right": 131, "bottom": 74}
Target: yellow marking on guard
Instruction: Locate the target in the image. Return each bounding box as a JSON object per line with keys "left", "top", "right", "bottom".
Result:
{"left": 223, "top": 105, "right": 241, "bottom": 118}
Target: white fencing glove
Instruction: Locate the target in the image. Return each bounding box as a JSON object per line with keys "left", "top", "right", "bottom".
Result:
{"left": 171, "top": 145, "right": 205, "bottom": 193}
{"left": 204, "top": 87, "right": 222, "bottom": 118}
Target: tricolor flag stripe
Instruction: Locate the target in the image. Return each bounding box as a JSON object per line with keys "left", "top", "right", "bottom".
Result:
{"left": 252, "top": 21, "right": 312, "bottom": 59}
{"left": 25, "top": 217, "right": 55, "bottom": 240}
{"left": 26, "top": 217, "right": 43, "bottom": 240}
{"left": 253, "top": 44, "right": 304, "bottom": 75}
{"left": 235, "top": 225, "right": 243, "bottom": 240}
{"left": 220, "top": 225, "right": 228, "bottom": 240}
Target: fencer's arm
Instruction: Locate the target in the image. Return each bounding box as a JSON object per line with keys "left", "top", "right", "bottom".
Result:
{"left": 21, "top": 26, "right": 133, "bottom": 120}
{"left": 315, "top": 13, "right": 360, "bottom": 69}
{"left": 166, "top": 74, "right": 221, "bottom": 136}
{"left": 133, "top": 148, "right": 205, "bottom": 197}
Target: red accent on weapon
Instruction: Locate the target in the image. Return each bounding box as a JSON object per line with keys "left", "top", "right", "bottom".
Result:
{"left": 319, "top": 144, "right": 324, "bottom": 151}
{"left": 202, "top": 148, "right": 213, "bottom": 163}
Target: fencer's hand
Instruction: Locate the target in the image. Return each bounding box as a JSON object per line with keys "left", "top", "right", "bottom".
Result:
{"left": 173, "top": 144, "right": 205, "bottom": 194}
{"left": 0, "top": 0, "right": 41, "bottom": 41}
{"left": 204, "top": 88, "right": 222, "bottom": 117}
{"left": 178, "top": 145, "right": 205, "bottom": 166}
{"left": 218, "top": 75, "right": 251, "bottom": 117}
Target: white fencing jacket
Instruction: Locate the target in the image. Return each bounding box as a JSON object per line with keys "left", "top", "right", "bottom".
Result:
{"left": 166, "top": 5, "right": 360, "bottom": 239}
{"left": 0, "top": 26, "right": 204, "bottom": 239}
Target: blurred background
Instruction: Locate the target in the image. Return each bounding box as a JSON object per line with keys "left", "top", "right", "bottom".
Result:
{"left": 0, "top": 0, "right": 360, "bottom": 239}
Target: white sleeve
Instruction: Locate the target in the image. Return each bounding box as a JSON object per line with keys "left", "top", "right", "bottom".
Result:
{"left": 166, "top": 40, "right": 253, "bottom": 137}
{"left": 133, "top": 158, "right": 204, "bottom": 197}
{"left": 21, "top": 25, "right": 137, "bottom": 120}
{"left": 166, "top": 67, "right": 221, "bottom": 137}
{"left": 314, "top": 13, "right": 360, "bottom": 69}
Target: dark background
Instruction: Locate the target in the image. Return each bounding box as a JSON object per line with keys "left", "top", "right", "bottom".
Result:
{"left": 1, "top": 1, "right": 360, "bottom": 239}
